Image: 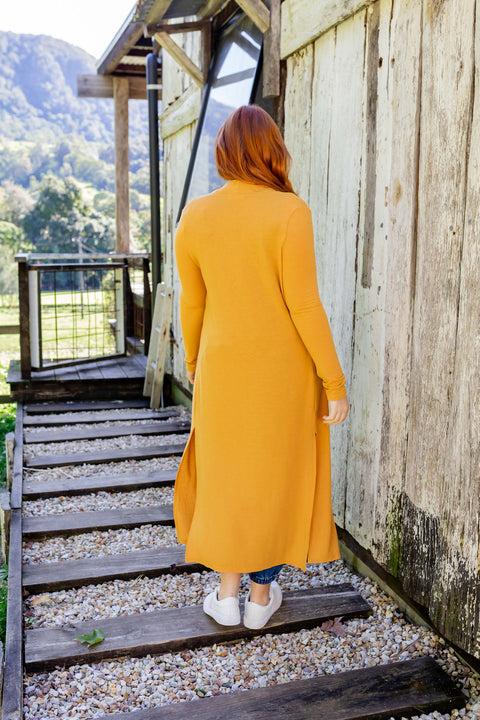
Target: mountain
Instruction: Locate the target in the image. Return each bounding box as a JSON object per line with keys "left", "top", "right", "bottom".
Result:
{"left": 0, "top": 31, "right": 148, "bottom": 143}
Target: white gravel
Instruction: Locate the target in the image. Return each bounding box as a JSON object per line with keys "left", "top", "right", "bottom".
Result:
{"left": 23, "top": 524, "right": 181, "bottom": 565}
{"left": 22, "top": 560, "right": 479, "bottom": 719}
{"left": 22, "top": 487, "right": 175, "bottom": 517}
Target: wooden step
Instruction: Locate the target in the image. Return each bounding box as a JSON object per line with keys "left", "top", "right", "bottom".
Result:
{"left": 23, "top": 470, "right": 177, "bottom": 499}
{"left": 24, "top": 420, "right": 190, "bottom": 444}
{"left": 89, "top": 657, "right": 465, "bottom": 720}
{"left": 23, "top": 408, "right": 181, "bottom": 427}
{"left": 23, "top": 546, "right": 204, "bottom": 592}
{"left": 22, "top": 505, "right": 174, "bottom": 538}
{"left": 24, "top": 399, "right": 151, "bottom": 414}
{"left": 24, "top": 584, "right": 371, "bottom": 671}
{"left": 24, "top": 442, "right": 187, "bottom": 469}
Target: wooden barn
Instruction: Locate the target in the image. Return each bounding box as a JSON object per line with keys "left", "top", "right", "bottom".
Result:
{"left": 79, "top": 0, "right": 479, "bottom": 664}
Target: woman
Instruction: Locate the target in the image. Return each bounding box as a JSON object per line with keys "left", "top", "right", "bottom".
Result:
{"left": 174, "top": 105, "right": 349, "bottom": 630}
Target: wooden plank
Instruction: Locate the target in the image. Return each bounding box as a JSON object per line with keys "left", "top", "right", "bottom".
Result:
{"left": 23, "top": 546, "right": 203, "bottom": 592}
{"left": 114, "top": 77, "right": 130, "bottom": 253}
{"left": 308, "top": 13, "right": 365, "bottom": 525}
{"left": 1, "top": 510, "right": 23, "bottom": 720}
{"left": 10, "top": 402, "right": 23, "bottom": 510}
{"left": 154, "top": 32, "right": 206, "bottom": 88}
{"left": 24, "top": 441, "right": 186, "bottom": 469}
{"left": 281, "top": 0, "right": 376, "bottom": 59}
{"left": 23, "top": 469, "right": 177, "bottom": 499}
{"left": 235, "top": 0, "right": 270, "bottom": 33}
{"left": 373, "top": 0, "right": 423, "bottom": 574}
{"left": 284, "top": 44, "right": 314, "bottom": 202}
{"left": 24, "top": 420, "right": 190, "bottom": 444}
{"left": 403, "top": 0, "right": 477, "bottom": 623}
{"left": 0, "top": 324, "right": 20, "bottom": 334}
{"left": 89, "top": 657, "right": 465, "bottom": 720}
{"left": 77, "top": 74, "right": 148, "bottom": 100}
{"left": 22, "top": 504, "right": 175, "bottom": 538}
{"left": 144, "top": 282, "right": 166, "bottom": 397}
{"left": 24, "top": 399, "right": 150, "bottom": 414}
{"left": 24, "top": 584, "right": 371, "bottom": 670}
{"left": 344, "top": 0, "right": 391, "bottom": 545}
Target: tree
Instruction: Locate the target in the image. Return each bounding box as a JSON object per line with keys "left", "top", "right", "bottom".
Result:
{"left": 22, "top": 175, "right": 115, "bottom": 254}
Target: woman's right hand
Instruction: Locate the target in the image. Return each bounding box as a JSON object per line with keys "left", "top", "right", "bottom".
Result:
{"left": 322, "top": 397, "right": 349, "bottom": 425}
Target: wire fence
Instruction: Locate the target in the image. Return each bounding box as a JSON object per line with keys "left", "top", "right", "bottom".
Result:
{"left": 38, "top": 268, "right": 118, "bottom": 364}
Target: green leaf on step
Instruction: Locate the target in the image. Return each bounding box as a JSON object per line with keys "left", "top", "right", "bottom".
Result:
{"left": 75, "top": 629, "right": 105, "bottom": 647}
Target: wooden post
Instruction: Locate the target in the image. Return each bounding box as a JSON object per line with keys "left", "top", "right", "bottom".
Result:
{"left": 0, "top": 490, "right": 11, "bottom": 564}
{"left": 114, "top": 77, "right": 130, "bottom": 253}
{"left": 16, "top": 255, "right": 31, "bottom": 379}
{"left": 5, "top": 432, "right": 14, "bottom": 491}
{"left": 263, "top": 0, "right": 280, "bottom": 97}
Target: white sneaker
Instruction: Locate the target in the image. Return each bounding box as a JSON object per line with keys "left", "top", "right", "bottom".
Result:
{"left": 243, "top": 580, "right": 283, "bottom": 629}
{"left": 203, "top": 587, "right": 241, "bottom": 626}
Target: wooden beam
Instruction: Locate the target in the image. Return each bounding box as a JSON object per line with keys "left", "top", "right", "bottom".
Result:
{"left": 154, "top": 31, "right": 206, "bottom": 87}
{"left": 114, "top": 77, "right": 130, "bottom": 253}
{"left": 263, "top": 0, "right": 280, "bottom": 97}
{"left": 146, "top": 20, "right": 210, "bottom": 35}
{"left": 235, "top": 0, "right": 270, "bottom": 34}
{"left": 197, "top": 0, "right": 230, "bottom": 19}
{"left": 77, "top": 75, "right": 148, "bottom": 100}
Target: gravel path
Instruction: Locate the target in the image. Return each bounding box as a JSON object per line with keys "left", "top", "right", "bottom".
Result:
{"left": 20, "top": 405, "right": 479, "bottom": 720}
{"left": 23, "top": 561, "right": 479, "bottom": 719}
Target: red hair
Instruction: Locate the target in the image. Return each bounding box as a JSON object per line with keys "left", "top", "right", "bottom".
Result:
{"left": 215, "top": 105, "right": 295, "bottom": 194}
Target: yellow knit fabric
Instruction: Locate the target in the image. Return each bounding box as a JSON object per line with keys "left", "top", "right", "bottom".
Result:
{"left": 174, "top": 179, "right": 346, "bottom": 572}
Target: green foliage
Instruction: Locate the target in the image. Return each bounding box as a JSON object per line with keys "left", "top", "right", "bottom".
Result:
{"left": 22, "top": 175, "right": 115, "bottom": 255}
{"left": 0, "top": 402, "right": 16, "bottom": 485}
{"left": 75, "top": 628, "right": 105, "bottom": 647}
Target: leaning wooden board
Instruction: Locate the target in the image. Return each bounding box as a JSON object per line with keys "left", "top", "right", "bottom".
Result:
{"left": 25, "top": 585, "right": 371, "bottom": 670}
{"left": 89, "top": 657, "right": 465, "bottom": 720}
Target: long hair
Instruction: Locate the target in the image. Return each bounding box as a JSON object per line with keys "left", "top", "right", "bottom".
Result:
{"left": 214, "top": 105, "right": 295, "bottom": 194}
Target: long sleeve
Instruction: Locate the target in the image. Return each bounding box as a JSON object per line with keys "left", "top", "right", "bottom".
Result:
{"left": 281, "top": 205, "right": 346, "bottom": 401}
{"left": 174, "top": 212, "right": 206, "bottom": 373}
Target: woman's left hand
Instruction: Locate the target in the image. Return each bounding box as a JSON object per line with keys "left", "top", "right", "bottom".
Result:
{"left": 322, "top": 397, "right": 349, "bottom": 425}
{"left": 187, "top": 369, "right": 196, "bottom": 384}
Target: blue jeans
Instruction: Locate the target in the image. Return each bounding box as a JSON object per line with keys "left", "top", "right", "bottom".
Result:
{"left": 249, "top": 564, "right": 284, "bottom": 584}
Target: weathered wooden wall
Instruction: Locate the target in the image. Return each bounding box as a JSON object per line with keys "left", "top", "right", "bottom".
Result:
{"left": 283, "top": 0, "right": 479, "bottom": 659}
{"left": 161, "top": 0, "right": 479, "bottom": 660}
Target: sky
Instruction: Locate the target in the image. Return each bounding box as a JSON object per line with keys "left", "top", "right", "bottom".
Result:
{"left": 1, "top": 0, "right": 138, "bottom": 60}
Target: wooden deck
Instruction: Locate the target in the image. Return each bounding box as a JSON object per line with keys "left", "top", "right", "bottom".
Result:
{"left": 7, "top": 355, "right": 148, "bottom": 403}
{"left": 1, "top": 398, "right": 466, "bottom": 720}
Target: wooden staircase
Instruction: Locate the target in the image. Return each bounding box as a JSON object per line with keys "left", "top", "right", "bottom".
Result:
{"left": 1, "top": 399, "right": 466, "bottom": 720}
